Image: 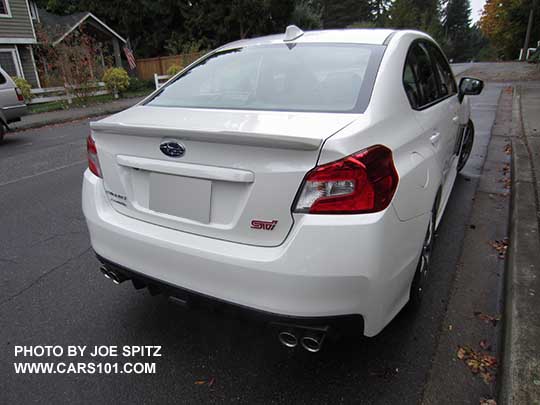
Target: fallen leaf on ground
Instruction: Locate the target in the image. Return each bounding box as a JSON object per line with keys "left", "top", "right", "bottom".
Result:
{"left": 456, "top": 345, "right": 498, "bottom": 385}
{"left": 474, "top": 311, "right": 501, "bottom": 326}
{"left": 480, "top": 398, "right": 497, "bottom": 405}
{"left": 479, "top": 339, "right": 491, "bottom": 351}
{"left": 489, "top": 238, "right": 509, "bottom": 259}
{"left": 504, "top": 144, "right": 512, "bottom": 155}
{"left": 499, "top": 177, "right": 511, "bottom": 189}
{"left": 502, "top": 163, "right": 510, "bottom": 175}
{"left": 194, "top": 380, "right": 207, "bottom": 385}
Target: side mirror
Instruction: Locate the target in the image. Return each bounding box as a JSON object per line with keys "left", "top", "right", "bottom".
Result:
{"left": 458, "top": 77, "right": 484, "bottom": 102}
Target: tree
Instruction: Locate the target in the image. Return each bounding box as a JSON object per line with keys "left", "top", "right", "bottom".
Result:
{"left": 480, "top": 0, "right": 540, "bottom": 59}
{"left": 290, "top": 0, "right": 323, "bottom": 29}
{"left": 35, "top": 26, "right": 104, "bottom": 99}
{"left": 371, "top": 0, "right": 392, "bottom": 26}
{"left": 442, "top": 0, "right": 472, "bottom": 60}
{"left": 322, "top": 0, "right": 373, "bottom": 28}
{"left": 388, "top": 0, "right": 442, "bottom": 38}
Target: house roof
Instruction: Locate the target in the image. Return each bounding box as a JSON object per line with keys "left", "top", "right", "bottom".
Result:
{"left": 38, "top": 9, "right": 127, "bottom": 45}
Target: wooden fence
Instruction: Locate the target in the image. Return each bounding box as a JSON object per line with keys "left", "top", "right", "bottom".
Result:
{"left": 28, "top": 82, "right": 110, "bottom": 105}
{"left": 136, "top": 52, "right": 203, "bottom": 81}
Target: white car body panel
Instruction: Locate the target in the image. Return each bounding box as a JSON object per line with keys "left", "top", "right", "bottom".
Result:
{"left": 0, "top": 66, "right": 27, "bottom": 126}
{"left": 82, "top": 28, "right": 475, "bottom": 336}
{"left": 84, "top": 170, "right": 429, "bottom": 336}
{"left": 91, "top": 109, "right": 358, "bottom": 246}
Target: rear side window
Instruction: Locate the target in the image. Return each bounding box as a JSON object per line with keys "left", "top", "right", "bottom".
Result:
{"left": 0, "top": 71, "right": 6, "bottom": 85}
{"left": 404, "top": 43, "right": 439, "bottom": 109}
{"left": 403, "top": 61, "right": 420, "bottom": 109}
{"left": 403, "top": 41, "right": 458, "bottom": 109}
{"left": 146, "top": 44, "right": 385, "bottom": 113}
{"left": 426, "top": 43, "right": 457, "bottom": 96}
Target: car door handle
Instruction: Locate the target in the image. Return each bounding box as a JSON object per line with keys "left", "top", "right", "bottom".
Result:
{"left": 430, "top": 132, "right": 441, "bottom": 146}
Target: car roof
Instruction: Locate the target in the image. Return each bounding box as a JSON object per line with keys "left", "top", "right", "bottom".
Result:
{"left": 219, "top": 28, "right": 399, "bottom": 51}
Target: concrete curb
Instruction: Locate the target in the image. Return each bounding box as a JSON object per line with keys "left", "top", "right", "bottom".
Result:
{"left": 500, "top": 85, "right": 540, "bottom": 404}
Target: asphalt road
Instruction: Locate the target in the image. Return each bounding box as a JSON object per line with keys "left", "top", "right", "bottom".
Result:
{"left": 0, "top": 84, "right": 502, "bottom": 404}
{"left": 450, "top": 63, "right": 474, "bottom": 76}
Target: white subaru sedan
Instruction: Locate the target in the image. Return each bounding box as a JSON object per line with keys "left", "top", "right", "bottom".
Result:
{"left": 83, "top": 27, "right": 483, "bottom": 352}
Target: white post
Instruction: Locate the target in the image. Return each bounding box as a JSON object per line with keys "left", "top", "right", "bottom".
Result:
{"left": 154, "top": 73, "right": 159, "bottom": 90}
{"left": 65, "top": 84, "right": 73, "bottom": 105}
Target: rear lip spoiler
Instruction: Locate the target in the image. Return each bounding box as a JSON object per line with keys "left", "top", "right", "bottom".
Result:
{"left": 90, "top": 121, "right": 323, "bottom": 151}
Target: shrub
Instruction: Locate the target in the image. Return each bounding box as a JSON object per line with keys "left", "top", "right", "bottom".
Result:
{"left": 13, "top": 77, "right": 33, "bottom": 102}
{"left": 127, "top": 77, "right": 153, "bottom": 93}
{"left": 102, "top": 68, "right": 130, "bottom": 96}
{"left": 166, "top": 65, "right": 182, "bottom": 76}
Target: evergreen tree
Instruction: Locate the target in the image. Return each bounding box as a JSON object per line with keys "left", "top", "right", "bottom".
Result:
{"left": 322, "top": 0, "right": 373, "bottom": 28}
{"left": 290, "top": 0, "right": 323, "bottom": 29}
{"left": 371, "top": 0, "right": 392, "bottom": 26}
{"left": 388, "top": 0, "right": 442, "bottom": 40}
{"left": 442, "top": 0, "right": 472, "bottom": 61}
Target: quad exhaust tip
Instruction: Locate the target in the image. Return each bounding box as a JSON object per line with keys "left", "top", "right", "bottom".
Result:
{"left": 277, "top": 327, "right": 327, "bottom": 352}
{"left": 100, "top": 265, "right": 124, "bottom": 285}
{"left": 278, "top": 331, "right": 298, "bottom": 348}
{"left": 300, "top": 331, "right": 325, "bottom": 353}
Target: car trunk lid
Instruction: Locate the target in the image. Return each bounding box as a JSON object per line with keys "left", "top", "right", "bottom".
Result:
{"left": 91, "top": 106, "right": 357, "bottom": 246}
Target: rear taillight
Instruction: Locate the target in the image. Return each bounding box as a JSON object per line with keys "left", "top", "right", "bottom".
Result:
{"left": 15, "top": 88, "right": 24, "bottom": 102}
{"left": 293, "top": 145, "right": 399, "bottom": 214}
{"left": 87, "top": 134, "right": 102, "bottom": 178}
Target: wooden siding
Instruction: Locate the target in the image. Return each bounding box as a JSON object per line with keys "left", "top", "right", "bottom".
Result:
{"left": 0, "top": 0, "right": 35, "bottom": 40}
{"left": 17, "top": 44, "right": 38, "bottom": 86}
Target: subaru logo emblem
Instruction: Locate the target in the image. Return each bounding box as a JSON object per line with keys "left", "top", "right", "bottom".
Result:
{"left": 160, "top": 141, "right": 185, "bottom": 158}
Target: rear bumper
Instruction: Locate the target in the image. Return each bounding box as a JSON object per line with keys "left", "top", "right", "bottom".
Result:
{"left": 2, "top": 104, "right": 27, "bottom": 123}
{"left": 97, "top": 254, "right": 365, "bottom": 332}
{"left": 83, "top": 170, "right": 429, "bottom": 336}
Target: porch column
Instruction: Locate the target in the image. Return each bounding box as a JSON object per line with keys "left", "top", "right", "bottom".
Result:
{"left": 112, "top": 38, "right": 122, "bottom": 68}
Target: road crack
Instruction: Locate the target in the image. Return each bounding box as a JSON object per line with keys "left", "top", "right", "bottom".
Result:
{"left": 0, "top": 247, "right": 91, "bottom": 307}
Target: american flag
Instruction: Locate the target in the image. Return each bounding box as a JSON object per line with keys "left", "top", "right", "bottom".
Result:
{"left": 123, "top": 46, "right": 136, "bottom": 70}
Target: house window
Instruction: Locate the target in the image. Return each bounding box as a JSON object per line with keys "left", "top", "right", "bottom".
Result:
{"left": 0, "top": 0, "right": 12, "bottom": 17}
{"left": 29, "top": 0, "right": 39, "bottom": 21}
{"left": 0, "top": 49, "right": 23, "bottom": 78}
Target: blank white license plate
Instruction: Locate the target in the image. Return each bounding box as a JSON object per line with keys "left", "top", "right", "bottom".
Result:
{"left": 149, "top": 173, "right": 211, "bottom": 223}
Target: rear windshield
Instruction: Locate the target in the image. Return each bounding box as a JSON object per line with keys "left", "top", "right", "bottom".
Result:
{"left": 146, "top": 43, "right": 385, "bottom": 113}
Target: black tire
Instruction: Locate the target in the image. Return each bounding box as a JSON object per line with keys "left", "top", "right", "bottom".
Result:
{"left": 0, "top": 123, "right": 5, "bottom": 144}
{"left": 457, "top": 119, "right": 474, "bottom": 173}
{"left": 408, "top": 204, "right": 437, "bottom": 308}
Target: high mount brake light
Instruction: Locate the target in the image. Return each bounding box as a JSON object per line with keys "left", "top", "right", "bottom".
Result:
{"left": 293, "top": 145, "right": 399, "bottom": 214}
{"left": 87, "top": 134, "right": 102, "bottom": 178}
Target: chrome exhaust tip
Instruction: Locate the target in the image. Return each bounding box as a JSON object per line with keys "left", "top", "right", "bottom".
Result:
{"left": 100, "top": 265, "right": 124, "bottom": 285}
{"left": 100, "top": 265, "right": 113, "bottom": 280}
{"left": 300, "top": 331, "right": 326, "bottom": 353}
{"left": 278, "top": 331, "right": 298, "bottom": 348}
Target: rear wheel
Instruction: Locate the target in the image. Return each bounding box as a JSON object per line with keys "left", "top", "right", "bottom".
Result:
{"left": 408, "top": 205, "right": 436, "bottom": 308}
{"left": 457, "top": 120, "right": 474, "bottom": 173}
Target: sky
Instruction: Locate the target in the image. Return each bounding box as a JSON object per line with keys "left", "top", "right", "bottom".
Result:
{"left": 470, "top": 0, "right": 487, "bottom": 23}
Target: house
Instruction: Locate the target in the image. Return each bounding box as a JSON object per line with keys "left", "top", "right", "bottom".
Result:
{"left": 0, "top": 0, "right": 126, "bottom": 88}
{"left": 0, "top": 0, "right": 40, "bottom": 86}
